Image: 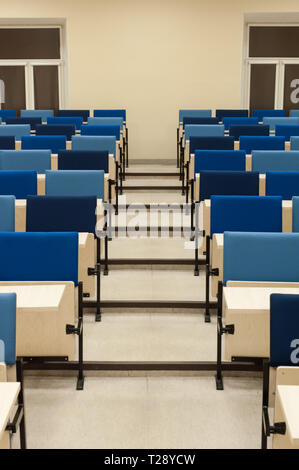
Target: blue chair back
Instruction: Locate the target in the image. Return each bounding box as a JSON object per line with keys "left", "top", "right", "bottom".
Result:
{"left": 266, "top": 171, "right": 299, "bottom": 200}
{"left": 87, "top": 117, "right": 123, "bottom": 128}
{"left": 194, "top": 150, "right": 246, "bottom": 175}
{"left": 178, "top": 109, "right": 211, "bottom": 123}
{"left": 72, "top": 135, "right": 116, "bottom": 156}
{"left": 199, "top": 171, "right": 259, "bottom": 201}
{"left": 94, "top": 109, "right": 126, "bottom": 121}
{"left": 210, "top": 195, "right": 282, "bottom": 236}
{"left": 290, "top": 136, "right": 299, "bottom": 150}
{"left": 185, "top": 125, "right": 224, "bottom": 140}
{"left": 275, "top": 125, "right": 299, "bottom": 140}
{"left": 0, "top": 232, "right": 78, "bottom": 285}
{"left": 58, "top": 150, "right": 109, "bottom": 173}
{"left": 0, "top": 150, "right": 51, "bottom": 174}
{"left": 270, "top": 294, "right": 299, "bottom": 367}
{"left": 190, "top": 136, "right": 234, "bottom": 153}
{"left": 0, "top": 293, "right": 16, "bottom": 365}
{"left": 290, "top": 110, "right": 299, "bottom": 117}
{"left": 57, "top": 110, "right": 90, "bottom": 121}
{"left": 0, "top": 195, "right": 15, "bottom": 231}
{"left": 35, "top": 124, "right": 75, "bottom": 141}
{"left": 263, "top": 117, "right": 299, "bottom": 131}
{"left": 239, "top": 136, "right": 285, "bottom": 153}
{"left": 46, "top": 170, "right": 105, "bottom": 199}
{"left": 252, "top": 150, "right": 299, "bottom": 172}
{"left": 21, "top": 135, "right": 66, "bottom": 153}
{"left": 81, "top": 125, "right": 120, "bottom": 140}
{"left": 6, "top": 117, "right": 42, "bottom": 130}
{"left": 252, "top": 109, "right": 286, "bottom": 121}
{"left": 0, "top": 137, "right": 15, "bottom": 150}
{"left": 0, "top": 170, "right": 37, "bottom": 199}
{"left": 229, "top": 125, "right": 269, "bottom": 140}
{"left": 216, "top": 109, "right": 248, "bottom": 121}
{"left": 20, "top": 109, "right": 54, "bottom": 123}
{"left": 26, "top": 196, "right": 97, "bottom": 234}
{"left": 0, "top": 110, "right": 16, "bottom": 122}
{"left": 47, "top": 116, "right": 83, "bottom": 130}
{"left": 292, "top": 197, "right": 299, "bottom": 232}
{"left": 182, "top": 117, "right": 219, "bottom": 127}
{"left": 222, "top": 117, "right": 259, "bottom": 130}
{"left": 0, "top": 125, "right": 30, "bottom": 140}
{"left": 223, "top": 232, "right": 299, "bottom": 285}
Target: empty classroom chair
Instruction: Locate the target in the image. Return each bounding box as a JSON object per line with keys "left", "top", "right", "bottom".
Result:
{"left": 229, "top": 125, "right": 269, "bottom": 140}
{"left": 57, "top": 109, "right": 90, "bottom": 121}
{"left": 46, "top": 169, "right": 105, "bottom": 199}
{"left": 252, "top": 109, "right": 286, "bottom": 121}
{"left": 263, "top": 117, "right": 299, "bottom": 131}
{"left": 190, "top": 136, "right": 235, "bottom": 154}
{"left": 222, "top": 117, "right": 259, "bottom": 130}
{"left": 81, "top": 124, "right": 121, "bottom": 140}
{"left": 87, "top": 117, "right": 124, "bottom": 129}
{"left": 185, "top": 124, "right": 224, "bottom": 140}
{"left": 275, "top": 124, "right": 299, "bottom": 141}
{"left": 0, "top": 150, "right": 51, "bottom": 174}
{"left": 94, "top": 109, "right": 126, "bottom": 120}
{"left": 266, "top": 171, "right": 299, "bottom": 200}
{"left": 290, "top": 110, "right": 299, "bottom": 117}
{"left": 239, "top": 136, "right": 285, "bottom": 154}
{"left": 199, "top": 171, "right": 259, "bottom": 201}
{"left": 290, "top": 136, "right": 299, "bottom": 150}
{"left": 20, "top": 109, "right": 54, "bottom": 123}
{"left": 261, "top": 294, "right": 299, "bottom": 449}
{"left": 35, "top": 124, "right": 76, "bottom": 141}
{"left": 216, "top": 109, "right": 248, "bottom": 121}
{"left": 182, "top": 117, "right": 219, "bottom": 126}
{"left": 0, "top": 195, "right": 15, "bottom": 231}
{"left": 0, "top": 171, "right": 37, "bottom": 199}
{"left": 252, "top": 151, "right": 299, "bottom": 172}
{"left": 0, "top": 125, "right": 30, "bottom": 141}
{"left": 0, "top": 110, "right": 17, "bottom": 122}
{"left": 72, "top": 135, "right": 116, "bottom": 155}
{"left": 5, "top": 117, "right": 42, "bottom": 130}
{"left": 0, "top": 136, "right": 15, "bottom": 150}
{"left": 21, "top": 135, "right": 66, "bottom": 154}
{"left": 47, "top": 116, "right": 83, "bottom": 130}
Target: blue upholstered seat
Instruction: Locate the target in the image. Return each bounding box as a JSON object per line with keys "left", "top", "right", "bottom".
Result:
{"left": 290, "top": 110, "right": 299, "bottom": 117}
{"left": 190, "top": 136, "right": 234, "bottom": 153}
{"left": 263, "top": 117, "right": 299, "bottom": 131}
{"left": 0, "top": 232, "right": 78, "bottom": 285}
{"left": 222, "top": 117, "right": 259, "bottom": 130}
{"left": 275, "top": 124, "right": 299, "bottom": 140}
{"left": 20, "top": 109, "right": 54, "bottom": 123}
{"left": 252, "top": 151, "right": 299, "bottom": 172}
{"left": 0, "top": 293, "right": 16, "bottom": 365}
{"left": 0, "top": 125, "right": 30, "bottom": 140}
{"left": 94, "top": 109, "right": 126, "bottom": 121}
{"left": 178, "top": 110, "right": 212, "bottom": 123}
{"left": 0, "top": 110, "right": 16, "bottom": 122}
{"left": 194, "top": 150, "right": 246, "bottom": 175}
{"left": 57, "top": 110, "right": 90, "bottom": 121}
{"left": 239, "top": 136, "right": 285, "bottom": 153}
{"left": 26, "top": 196, "right": 97, "bottom": 234}
{"left": 210, "top": 196, "right": 282, "bottom": 236}
{"left": 21, "top": 135, "right": 66, "bottom": 153}
{"left": 0, "top": 150, "right": 51, "bottom": 174}
{"left": 0, "top": 137, "right": 15, "bottom": 150}
{"left": 216, "top": 109, "right": 248, "bottom": 121}
{"left": 6, "top": 117, "right": 42, "bottom": 130}
{"left": 266, "top": 171, "right": 299, "bottom": 200}
{"left": 46, "top": 170, "right": 105, "bottom": 199}
{"left": 182, "top": 117, "right": 219, "bottom": 127}
{"left": 223, "top": 232, "right": 299, "bottom": 285}
{"left": 0, "top": 195, "right": 15, "bottom": 231}
{"left": 292, "top": 197, "right": 299, "bottom": 232}
{"left": 35, "top": 124, "right": 76, "bottom": 141}
{"left": 290, "top": 136, "right": 299, "bottom": 150}
{"left": 87, "top": 117, "right": 123, "bottom": 128}
{"left": 252, "top": 109, "right": 286, "bottom": 121}
{"left": 72, "top": 135, "right": 116, "bottom": 156}
{"left": 0, "top": 170, "right": 37, "bottom": 199}
{"left": 185, "top": 125, "right": 224, "bottom": 140}
{"left": 270, "top": 294, "right": 299, "bottom": 367}
{"left": 229, "top": 125, "right": 269, "bottom": 140}
{"left": 199, "top": 171, "right": 259, "bottom": 201}
{"left": 81, "top": 125, "right": 120, "bottom": 140}
{"left": 58, "top": 150, "right": 109, "bottom": 173}
{"left": 47, "top": 116, "right": 83, "bottom": 130}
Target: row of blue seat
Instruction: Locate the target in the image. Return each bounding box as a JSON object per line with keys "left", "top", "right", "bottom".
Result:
{"left": 0, "top": 109, "right": 127, "bottom": 123}
{"left": 184, "top": 123, "right": 299, "bottom": 140}
{"left": 179, "top": 108, "right": 299, "bottom": 122}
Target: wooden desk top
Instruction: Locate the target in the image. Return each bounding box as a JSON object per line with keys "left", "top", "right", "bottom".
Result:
{"left": 224, "top": 286, "right": 299, "bottom": 313}
{"left": 277, "top": 385, "right": 299, "bottom": 445}
{"left": 0, "top": 284, "right": 66, "bottom": 311}
{"left": 0, "top": 382, "right": 20, "bottom": 439}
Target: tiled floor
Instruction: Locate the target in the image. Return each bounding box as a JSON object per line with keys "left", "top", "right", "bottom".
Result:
{"left": 22, "top": 162, "right": 264, "bottom": 449}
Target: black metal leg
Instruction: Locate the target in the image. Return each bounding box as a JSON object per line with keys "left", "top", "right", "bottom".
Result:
{"left": 77, "top": 282, "right": 84, "bottom": 390}
{"left": 177, "top": 128, "right": 179, "bottom": 168}
{"left": 104, "top": 235, "right": 109, "bottom": 276}
{"left": 126, "top": 127, "right": 129, "bottom": 167}
{"left": 185, "top": 162, "right": 189, "bottom": 204}
{"left": 194, "top": 202, "right": 199, "bottom": 276}
{"left": 215, "top": 282, "right": 224, "bottom": 390}
{"left": 191, "top": 181, "right": 195, "bottom": 232}
{"left": 16, "top": 359, "right": 26, "bottom": 449}
{"left": 115, "top": 164, "right": 119, "bottom": 215}
{"left": 182, "top": 162, "right": 185, "bottom": 195}
{"left": 261, "top": 359, "right": 270, "bottom": 449}
{"left": 122, "top": 147, "right": 126, "bottom": 181}
{"left": 205, "top": 235, "right": 211, "bottom": 323}
{"left": 96, "top": 238, "right": 102, "bottom": 322}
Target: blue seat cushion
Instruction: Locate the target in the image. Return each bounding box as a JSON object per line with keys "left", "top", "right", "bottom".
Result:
{"left": 72, "top": 135, "right": 116, "bottom": 155}
{"left": 87, "top": 117, "right": 123, "bottom": 128}
{"left": 239, "top": 136, "right": 285, "bottom": 153}
{"left": 0, "top": 232, "right": 78, "bottom": 285}
{"left": 0, "top": 110, "right": 17, "bottom": 122}
{"left": 182, "top": 117, "right": 219, "bottom": 126}
{"left": 222, "top": 117, "right": 259, "bottom": 130}
{"left": 20, "top": 110, "right": 54, "bottom": 122}
{"left": 266, "top": 171, "right": 299, "bottom": 200}
{"left": 0, "top": 137, "right": 15, "bottom": 150}
{"left": 252, "top": 109, "right": 286, "bottom": 121}
{"left": 0, "top": 125, "right": 30, "bottom": 140}
{"left": 216, "top": 109, "right": 248, "bottom": 120}
{"left": 0, "top": 293, "right": 16, "bottom": 365}
{"left": 185, "top": 125, "right": 224, "bottom": 140}
{"left": 275, "top": 125, "right": 299, "bottom": 140}
{"left": 199, "top": 171, "right": 259, "bottom": 201}
{"left": 223, "top": 232, "right": 299, "bottom": 285}
{"left": 0, "top": 170, "right": 37, "bottom": 199}
{"left": 57, "top": 110, "right": 90, "bottom": 121}
{"left": 194, "top": 150, "right": 246, "bottom": 174}
{"left": 0, "top": 150, "right": 51, "bottom": 174}
{"left": 47, "top": 116, "right": 83, "bottom": 130}
{"left": 270, "top": 294, "right": 299, "bottom": 367}
{"left": 46, "top": 170, "right": 105, "bottom": 199}
{"left": 190, "top": 136, "right": 234, "bottom": 153}
{"left": 263, "top": 117, "right": 299, "bottom": 131}
{"left": 6, "top": 117, "right": 42, "bottom": 130}
{"left": 27, "top": 196, "right": 97, "bottom": 234}
{"left": 21, "top": 136, "right": 66, "bottom": 153}
{"left": 229, "top": 125, "right": 269, "bottom": 140}
{"left": 210, "top": 195, "right": 282, "bottom": 235}
{"left": 94, "top": 109, "right": 126, "bottom": 121}
{"left": 81, "top": 125, "right": 120, "bottom": 140}
{"left": 252, "top": 151, "right": 299, "bottom": 172}
{"left": 35, "top": 124, "right": 76, "bottom": 141}
{"left": 58, "top": 150, "right": 109, "bottom": 173}
{"left": 0, "top": 195, "right": 15, "bottom": 231}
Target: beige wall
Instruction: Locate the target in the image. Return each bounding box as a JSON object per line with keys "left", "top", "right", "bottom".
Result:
{"left": 1, "top": 0, "right": 299, "bottom": 159}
